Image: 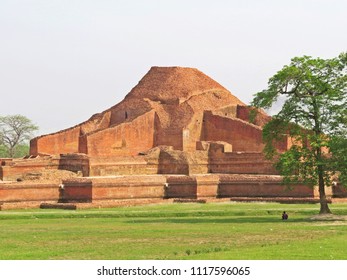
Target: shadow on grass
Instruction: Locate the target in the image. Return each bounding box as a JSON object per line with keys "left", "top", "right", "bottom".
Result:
{"left": 125, "top": 217, "right": 307, "bottom": 224}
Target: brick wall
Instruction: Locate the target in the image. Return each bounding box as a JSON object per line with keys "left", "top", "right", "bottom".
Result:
{"left": 209, "top": 151, "right": 278, "bottom": 175}
{"left": 0, "top": 154, "right": 89, "bottom": 181}
{"left": 30, "top": 126, "right": 82, "bottom": 156}
{"left": 202, "top": 112, "right": 264, "bottom": 152}
{"left": 0, "top": 182, "right": 59, "bottom": 203}
{"left": 1, "top": 174, "right": 320, "bottom": 205}
{"left": 332, "top": 183, "right": 347, "bottom": 198}
{"left": 89, "top": 156, "right": 157, "bottom": 176}
{"left": 218, "top": 175, "right": 314, "bottom": 197}
{"left": 60, "top": 176, "right": 167, "bottom": 202}
{"left": 86, "top": 111, "right": 156, "bottom": 157}
{"left": 164, "top": 176, "right": 197, "bottom": 198}
{"left": 236, "top": 105, "right": 271, "bottom": 127}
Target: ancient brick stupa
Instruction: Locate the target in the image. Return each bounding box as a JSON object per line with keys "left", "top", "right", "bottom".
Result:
{"left": 30, "top": 66, "right": 273, "bottom": 158}
{"left": 2, "top": 67, "right": 328, "bottom": 209}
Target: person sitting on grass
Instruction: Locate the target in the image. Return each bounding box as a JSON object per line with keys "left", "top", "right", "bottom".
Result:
{"left": 282, "top": 211, "right": 288, "bottom": 220}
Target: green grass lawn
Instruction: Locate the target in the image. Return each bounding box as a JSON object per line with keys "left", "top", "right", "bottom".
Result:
{"left": 0, "top": 202, "right": 346, "bottom": 260}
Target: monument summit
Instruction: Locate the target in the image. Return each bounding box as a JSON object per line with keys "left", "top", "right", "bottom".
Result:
{"left": 30, "top": 66, "right": 266, "bottom": 157}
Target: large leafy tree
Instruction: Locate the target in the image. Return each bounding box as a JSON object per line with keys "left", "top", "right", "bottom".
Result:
{"left": 252, "top": 53, "right": 347, "bottom": 214}
{"left": 0, "top": 115, "right": 39, "bottom": 158}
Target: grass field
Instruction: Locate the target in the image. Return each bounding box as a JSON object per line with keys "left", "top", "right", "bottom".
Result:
{"left": 0, "top": 202, "right": 346, "bottom": 260}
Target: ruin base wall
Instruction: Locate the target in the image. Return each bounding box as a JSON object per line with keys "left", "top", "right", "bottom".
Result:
{"left": 0, "top": 155, "right": 89, "bottom": 181}
{"left": 0, "top": 182, "right": 60, "bottom": 203}
{"left": 1, "top": 174, "right": 334, "bottom": 209}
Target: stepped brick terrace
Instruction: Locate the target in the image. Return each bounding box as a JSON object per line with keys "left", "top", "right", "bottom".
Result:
{"left": 1, "top": 67, "right": 345, "bottom": 209}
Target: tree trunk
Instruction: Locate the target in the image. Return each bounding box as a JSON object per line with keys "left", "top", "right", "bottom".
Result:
{"left": 9, "top": 147, "right": 14, "bottom": 158}
{"left": 318, "top": 165, "right": 332, "bottom": 214}
{"left": 311, "top": 99, "right": 332, "bottom": 214}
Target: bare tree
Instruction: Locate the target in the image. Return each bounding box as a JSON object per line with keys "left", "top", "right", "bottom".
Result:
{"left": 0, "top": 115, "right": 39, "bottom": 158}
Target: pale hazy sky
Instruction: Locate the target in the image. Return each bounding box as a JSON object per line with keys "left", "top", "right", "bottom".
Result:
{"left": 1, "top": 0, "right": 346, "bottom": 135}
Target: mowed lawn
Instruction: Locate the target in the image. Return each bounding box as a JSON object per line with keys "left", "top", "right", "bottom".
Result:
{"left": 0, "top": 202, "right": 346, "bottom": 260}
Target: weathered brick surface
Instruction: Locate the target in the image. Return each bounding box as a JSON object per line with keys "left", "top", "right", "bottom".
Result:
{"left": 209, "top": 151, "right": 278, "bottom": 175}
{"left": 2, "top": 174, "right": 337, "bottom": 206}
{"left": 56, "top": 174, "right": 319, "bottom": 203}
{"left": 236, "top": 105, "right": 271, "bottom": 127}
{"left": 202, "top": 112, "right": 264, "bottom": 152}
{"left": 89, "top": 156, "right": 156, "bottom": 176}
{"left": 60, "top": 176, "right": 167, "bottom": 202}
{"left": 0, "top": 154, "right": 89, "bottom": 181}
{"left": 195, "top": 174, "right": 220, "bottom": 198}
{"left": 30, "top": 126, "right": 81, "bottom": 156}
{"left": 0, "top": 182, "right": 60, "bottom": 202}
{"left": 86, "top": 111, "right": 157, "bottom": 157}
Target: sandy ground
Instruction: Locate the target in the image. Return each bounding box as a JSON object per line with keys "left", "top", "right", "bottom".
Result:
{"left": 309, "top": 214, "right": 347, "bottom": 221}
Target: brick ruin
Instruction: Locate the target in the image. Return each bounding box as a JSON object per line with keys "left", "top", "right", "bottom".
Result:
{"left": 1, "top": 67, "right": 345, "bottom": 209}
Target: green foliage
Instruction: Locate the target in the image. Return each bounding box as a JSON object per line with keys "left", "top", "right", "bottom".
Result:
{"left": 0, "top": 144, "right": 7, "bottom": 157}
{"left": 0, "top": 115, "right": 38, "bottom": 158}
{"left": 0, "top": 144, "right": 29, "bottom": 158}
{"left": 14, "top": 144, "right": 30, "bottom": 158}
{"left": 248, "top": 107, "right": 258, "bottom": 124}
{"left": 252, "top": 53, "right": 347, "bottom": 214}
{"left": 252, "top": 53, "right": 347, "bottom": 133}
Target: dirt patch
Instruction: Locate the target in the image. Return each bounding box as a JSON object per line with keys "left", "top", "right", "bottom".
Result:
{"left": 173, "top": 198, "right": 206, "bottom": 203}
{"left": 309, "top": 214, "right": 347, "bottom": 221}
{"left": 40, "top": 203, "right": 77, "bottom": 210}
